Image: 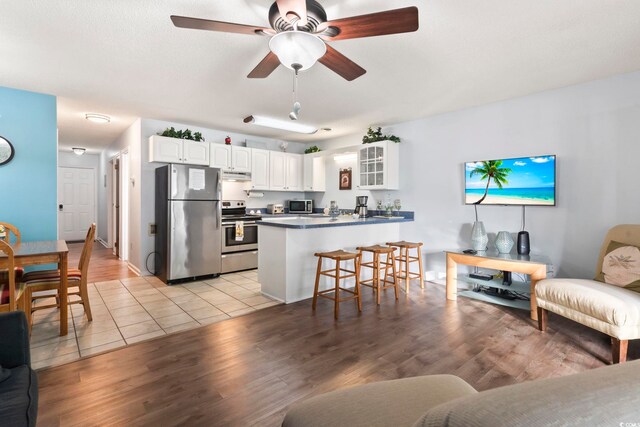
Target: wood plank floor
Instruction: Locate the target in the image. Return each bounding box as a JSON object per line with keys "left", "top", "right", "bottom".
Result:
{"left": 37, "top": 278, "right": 637, "bottom": 427}
{"left": 68, "top": 242, "right": 137, "bottom": 282}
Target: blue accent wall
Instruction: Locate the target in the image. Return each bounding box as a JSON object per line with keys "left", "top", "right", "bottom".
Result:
{"left": 0, "top": 86, "right": 57, "bottom": 241}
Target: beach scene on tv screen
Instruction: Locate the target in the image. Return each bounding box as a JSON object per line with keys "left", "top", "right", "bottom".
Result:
{"left": 465, "top": 156, "right": 555, "bottom": 205}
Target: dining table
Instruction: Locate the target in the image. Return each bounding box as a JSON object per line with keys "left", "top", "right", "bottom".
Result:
{"left": 0, "top": 240, "right": 70, "bottom": 335}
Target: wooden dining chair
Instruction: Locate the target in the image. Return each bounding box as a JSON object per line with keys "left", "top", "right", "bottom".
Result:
{"left": 0, "top": 240, "right": 25, "bottom": 313}
{"left": 22, "top": 224, "right": 96, "bottom": 327}
{"left": 0, "top": 222, "right": 24, "bottom": 286}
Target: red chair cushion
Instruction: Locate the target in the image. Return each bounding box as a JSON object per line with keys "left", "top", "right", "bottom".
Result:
{"left": 22, "top": 269, "right": 82, "bottom": 286}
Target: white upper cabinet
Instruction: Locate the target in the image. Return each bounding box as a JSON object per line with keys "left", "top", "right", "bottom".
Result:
{"left": 149, "top": 135, "right": 209, "bottom": 165}
{"left": 285, "top": 153, "right": 303, "bottom": 191}
{"left": 210, "top": 144, "right": 252, "bottom": 172}
{"left": 357, "top": 140, "right": 399, "bottom": 190}
{"left": 251, "top": 148, "right": 270, "bottom": 190}
{"left": 231, "top": 146, "right": 252, "bottom": 173}
{"left": 269, "top": 152, "right": 302, "bottom": 191}
{"left": 269, "top": 151, "right": 287, "bottom": 191}
{"left": 183, "top": 140, "right": 209, "bottom": 165}
{"left": 209, "top": 144, "right": 232, "bottom": 170}
{"left": 303, "top": 154, "right": 326, "bottom": 192}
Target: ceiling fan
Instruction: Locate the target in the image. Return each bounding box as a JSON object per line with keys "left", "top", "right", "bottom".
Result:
{"left": 171, "top": 1, "right": 419, "bottom": 81}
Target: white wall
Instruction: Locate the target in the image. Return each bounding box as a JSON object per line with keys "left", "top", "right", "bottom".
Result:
{"left": 315, "top": 71, "right": 640, "bottom": 279}
{"left": 100, "top": 119, "right": 142, "bottom": 268}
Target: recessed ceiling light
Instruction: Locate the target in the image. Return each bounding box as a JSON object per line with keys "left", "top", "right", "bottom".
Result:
{"left": 85, "top": 113, "right": 110, "bottom": 124}
{"left": 72, "top": 147, "right": 86, "bottom": 156}
{"left": 244, "top": 115, "right": 317, "bottom": 134}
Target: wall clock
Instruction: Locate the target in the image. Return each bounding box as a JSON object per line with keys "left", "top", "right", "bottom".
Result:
{"left": 0, "top": 136, "right": 15, "bottom": 166}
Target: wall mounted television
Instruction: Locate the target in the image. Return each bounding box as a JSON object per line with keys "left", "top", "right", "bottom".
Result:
{"left": 465, "top": 155, "right": 556, "bottom": 206}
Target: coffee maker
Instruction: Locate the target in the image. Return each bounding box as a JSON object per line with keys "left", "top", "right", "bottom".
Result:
{"left": 355, "top": 196, "right": 368, "bottom": 217}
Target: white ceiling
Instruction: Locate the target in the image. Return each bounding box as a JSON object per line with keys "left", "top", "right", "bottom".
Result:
{"left": 2, "top": 0, "right": 640, "bottom": 151}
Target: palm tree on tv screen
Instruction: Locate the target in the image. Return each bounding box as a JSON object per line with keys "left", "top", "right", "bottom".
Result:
{"left": 469, "top": 160, "right": 512, "bottom": 204}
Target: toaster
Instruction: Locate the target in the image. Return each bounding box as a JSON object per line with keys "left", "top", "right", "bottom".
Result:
{"left": 266, "top": 204, "right": 285, "bottom": 214}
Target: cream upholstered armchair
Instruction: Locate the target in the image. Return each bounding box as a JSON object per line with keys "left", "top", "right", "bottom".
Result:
{"left": 535, "top": 224, "right": 640, "bottom": 363}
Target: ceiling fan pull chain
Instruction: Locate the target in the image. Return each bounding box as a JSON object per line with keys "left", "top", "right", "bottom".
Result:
{"left": 290, "top": 64, "right": 302, "bottom": 120}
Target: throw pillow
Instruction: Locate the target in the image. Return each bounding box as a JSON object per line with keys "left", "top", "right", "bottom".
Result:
{"left": 595, "top": 240, "right": 640, "bottom": 292}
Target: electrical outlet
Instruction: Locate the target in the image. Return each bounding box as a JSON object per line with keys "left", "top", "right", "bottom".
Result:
{"left": 149, "top": 224, "right": 157, "bottom": 236}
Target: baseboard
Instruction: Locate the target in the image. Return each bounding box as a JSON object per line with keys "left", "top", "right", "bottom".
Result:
{"left": 127, "top": 263, "right": 142, "bottom": 277}
{"left": 96, "top": 238, "right": 109, "bottom": 248}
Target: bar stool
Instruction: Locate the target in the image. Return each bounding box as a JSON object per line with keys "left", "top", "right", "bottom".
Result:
{"left": 387, "top": 241, "right": 425, "bottom": 293}
{"left": 356, "top": 245, "right": 399, "bottom": 305}
{"left": 313, "top": 250, "right": 362, "bottom": 319}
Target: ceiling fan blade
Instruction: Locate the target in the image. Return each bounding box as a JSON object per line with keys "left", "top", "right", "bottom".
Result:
{"left": 171, "top": 15, "right": 274, "bottom": 36}
{"left": 276, "top": 0, "right": 308, "bottom": 25}
{"left": 318, "top": 45, "right": 366, "bottom": 81}
{"left": 317, "top": 6, "right": 419, "bottom": 41}
{"left": 247, "top": 52, "right": 281, "bottom": 78}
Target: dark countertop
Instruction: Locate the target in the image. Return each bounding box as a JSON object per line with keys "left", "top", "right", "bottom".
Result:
{"left": 256, "top": 214, "right": 413, "bottom": 229}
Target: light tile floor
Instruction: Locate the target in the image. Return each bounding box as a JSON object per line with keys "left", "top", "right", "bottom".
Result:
{"left": 29, "top": 269, "right": 279, "bottom": 370}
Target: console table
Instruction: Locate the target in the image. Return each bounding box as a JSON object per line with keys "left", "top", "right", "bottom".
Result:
{"left": 445, "top": 250, "right": 549, "bottom": 321}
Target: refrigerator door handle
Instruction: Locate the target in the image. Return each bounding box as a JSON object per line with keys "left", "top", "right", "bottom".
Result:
{"left": 216, "top": 201, "right": 221, "bottom": 229}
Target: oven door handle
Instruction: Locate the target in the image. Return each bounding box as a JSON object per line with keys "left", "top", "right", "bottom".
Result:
{"left": 222, "top": 221, "right": 257, "bottom": 226}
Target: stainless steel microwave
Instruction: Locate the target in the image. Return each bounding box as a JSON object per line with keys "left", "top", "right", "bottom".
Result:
{"left": 288, "top": 199, "right": 313, "bottom": 214}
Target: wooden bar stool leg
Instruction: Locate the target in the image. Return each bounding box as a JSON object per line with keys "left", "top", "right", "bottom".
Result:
{"left": 397, "top": 247, "right": 404, "bottom": 290}
{"left": 334, "top": 259, "right": 341, "bottom": 320}
{"left": 375, "top": 253, "right": 381, "bottom": 305}
{"left": 312, "top": 256, "right": 322, "bottom": 311}
{"left": 355, "top": 255, "right": 362, "bottom": 312}
{"left": 390, "top": 251, "right": 399, "bottom": 300}
{"left": 404, "top": 247, "right": 410, "bottom": 292}
{"left": 417, "top": 246, "right": 425, "bottom": 288}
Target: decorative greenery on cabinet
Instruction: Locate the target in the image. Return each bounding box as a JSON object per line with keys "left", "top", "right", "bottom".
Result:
{"left": 304, "top": 145, "right": 321, "bottom": 154}
{"left": 158, "top": 127, "right": 205, "bottom": 142}
{"left": 362, "top": 127, "right": 400, "bottom": 144}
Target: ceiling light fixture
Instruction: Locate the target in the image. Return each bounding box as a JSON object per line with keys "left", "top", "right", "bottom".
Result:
{"left": 72, "top": 147, "right": 87, "bottom": 156}
{"left": 85, "top": 113, "right": 111, "bottom": 124}
{"left": 244, "top": 115, "right": 317, "bottom": 134}
{"left": 269, "top": 30, "right": 326, "bottom": 71}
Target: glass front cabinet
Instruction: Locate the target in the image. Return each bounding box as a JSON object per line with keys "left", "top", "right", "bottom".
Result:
{"left": 357, "top": 140, "right": 399, "bottom": 190}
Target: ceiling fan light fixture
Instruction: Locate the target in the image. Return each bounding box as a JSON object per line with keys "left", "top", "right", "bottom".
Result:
{"left": 244, "top": 115, "right": 317, "bottom": 134}
{"left": 269, "top": 31, "right": 326, "bottom": 71}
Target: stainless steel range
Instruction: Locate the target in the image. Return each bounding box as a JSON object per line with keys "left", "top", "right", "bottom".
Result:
{"left": 221, "top": 200, "right": 260, "bottom": 273}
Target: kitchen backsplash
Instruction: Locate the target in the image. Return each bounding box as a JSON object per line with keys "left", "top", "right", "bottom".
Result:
{"left": 221, "top": 180, "right": 305, "bottom": 208}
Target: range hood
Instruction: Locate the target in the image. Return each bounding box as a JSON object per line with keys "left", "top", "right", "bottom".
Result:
{"left": 222, "top": 171, "right": 251, "bottom": 181}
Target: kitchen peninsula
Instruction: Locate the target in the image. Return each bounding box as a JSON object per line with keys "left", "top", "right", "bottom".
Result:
{"left": 257, "top": 215, "right": 414, "bottom": 303}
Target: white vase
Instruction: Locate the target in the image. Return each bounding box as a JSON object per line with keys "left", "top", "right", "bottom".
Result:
{"left": 471, "top": 221, "right": 488, "bottom": 251}
{"left": 495, "top": 231, "right": 514, "bottom": 254}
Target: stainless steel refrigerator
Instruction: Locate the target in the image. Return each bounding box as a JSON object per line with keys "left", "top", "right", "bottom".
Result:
{"left": 155, "top": 164, "right": 222, "bottom": 283}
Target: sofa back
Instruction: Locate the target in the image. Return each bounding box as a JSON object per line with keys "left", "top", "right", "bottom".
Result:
{"left": 595, "top": 224, "right": 640, "bottom": 278}
{"left": 414, "top": 360, "right": 640, "bottom": 427}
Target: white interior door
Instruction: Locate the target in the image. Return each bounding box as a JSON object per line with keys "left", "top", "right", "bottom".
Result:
{"left": 58, "top": 167, "right": 96, "bottom": 241}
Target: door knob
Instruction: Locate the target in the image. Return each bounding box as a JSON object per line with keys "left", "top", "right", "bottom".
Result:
{"left": 59, "top": 204, "right": 63, "bottom": 211}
